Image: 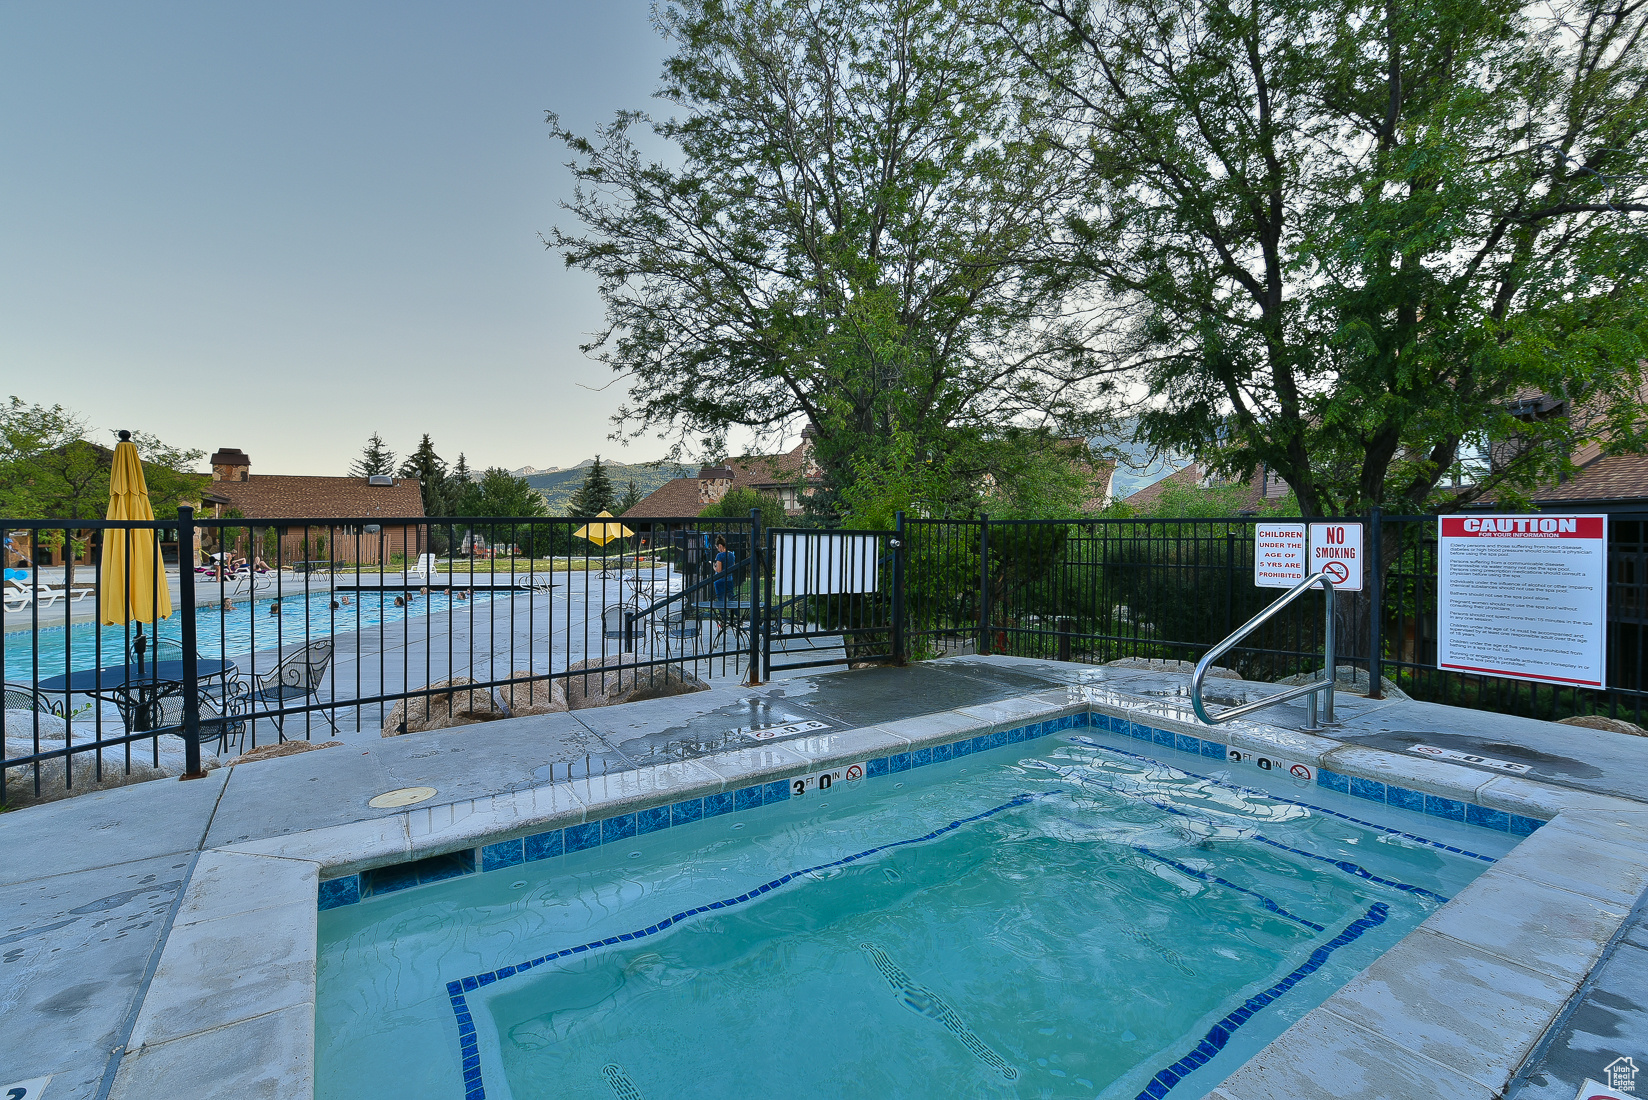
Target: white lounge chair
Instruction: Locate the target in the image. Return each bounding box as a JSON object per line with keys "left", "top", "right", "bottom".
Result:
{"left": 2, "top": 578, "right": 92, "bottom": 612}
{"left": 407, "top": 553, "right": 439, "bottom": 581}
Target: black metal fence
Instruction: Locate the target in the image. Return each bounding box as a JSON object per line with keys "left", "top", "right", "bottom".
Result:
{"left": 2, "top": 509, "right": 760, "bottom": 805}
{"left": 6, "top": 506, "right": 1645, "bottom": 806}
{"left": 903, "top": 512, "right": 1648, "bottom": 726}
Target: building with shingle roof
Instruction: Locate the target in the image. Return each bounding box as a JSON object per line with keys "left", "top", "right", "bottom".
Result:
{"left": 622, "top": 436, "right": 825, "bottom": 520}
{"left": 201, "top": 448, "right": 425, "bottom": 565}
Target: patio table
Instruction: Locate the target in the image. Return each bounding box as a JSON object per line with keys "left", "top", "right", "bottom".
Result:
{"left": 37, "top": 660, "right": 240, "bottom": 731}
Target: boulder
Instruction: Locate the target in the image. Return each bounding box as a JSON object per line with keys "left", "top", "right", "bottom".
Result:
{"left": 562, "top": 654, "right": 709, "bottom": 710}
{"left": 229, "top": 739, "right": 345, "bottom": 765}
{"left": 381, "top": 678, "right": 505, "bottom": 737}
{"left": 1558, "top": 714, "right": 1647, "bottom": 737}
{"left": 1275, "top": 667, "right": 1410, "bottom": 699}
{"left": 1105, "top": 657, "right": 1243, "bottom": 682}
{"left": 493, "top": 671, "right": 568, "bottom": 716}
{"left": 3, "top": 709, "right": 220, "bottom": 808}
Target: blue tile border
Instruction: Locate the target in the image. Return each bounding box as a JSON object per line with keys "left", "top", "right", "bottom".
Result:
{"left": 317, "top": 704, "right": 1542, "bottom": 911}
{"left": 1131, "top": 903, "right": 1391, "bottom": 1100}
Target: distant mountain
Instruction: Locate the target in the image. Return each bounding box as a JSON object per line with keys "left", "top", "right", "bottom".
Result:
{"left": 526, "top": 461, "right": 695, "bottom": 514}
{"left": 510, "top": 465, "right": 558, "bottom": 478}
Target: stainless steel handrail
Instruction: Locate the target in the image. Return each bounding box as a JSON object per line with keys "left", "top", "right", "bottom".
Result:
{"left": 1191, "top": 571, "right": 1337, "bottom": 732}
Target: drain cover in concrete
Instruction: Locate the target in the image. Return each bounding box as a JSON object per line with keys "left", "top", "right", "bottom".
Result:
{"left": 369, "top": 786, "right": 437, "bottom": 808}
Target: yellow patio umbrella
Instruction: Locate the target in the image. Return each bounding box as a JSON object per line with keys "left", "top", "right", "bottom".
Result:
{"left": 100, "top": 430, "right": 173, "bottom": 633}
{"left": 573, "top": 510, "right": 633, "bottom": 547}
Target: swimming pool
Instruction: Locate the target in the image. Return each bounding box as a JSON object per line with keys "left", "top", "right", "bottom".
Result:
{"left": 315, "top": 724, "right": 1512, "bottom": 1100}
{"left": 1, "top": 588, "right": 497, "bottom": 683}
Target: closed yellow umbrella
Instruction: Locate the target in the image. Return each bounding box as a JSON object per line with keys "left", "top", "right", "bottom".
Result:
{"left": 573, "top": 510, "right": 633, "bottom": 547}
{"left": 100, "top": 430, "right": 173, "bottom": 627}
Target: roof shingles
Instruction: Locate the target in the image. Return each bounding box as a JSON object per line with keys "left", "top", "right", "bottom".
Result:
{"left": 207, "top": 475, "right": 425, "bottom": 520}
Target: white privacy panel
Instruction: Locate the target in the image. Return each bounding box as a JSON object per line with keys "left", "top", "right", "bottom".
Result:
{"left": 773, "top": 533, "right": 881, "bottom": 595}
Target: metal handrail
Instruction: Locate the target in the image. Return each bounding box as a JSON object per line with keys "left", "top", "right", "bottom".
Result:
{"left": 1191, "top": 571, "right": 1338, "bottom": 732}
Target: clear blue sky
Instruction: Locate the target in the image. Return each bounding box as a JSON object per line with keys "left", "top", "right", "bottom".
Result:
{"left": 0, "top": 1, "right": 687, "bottom": 476}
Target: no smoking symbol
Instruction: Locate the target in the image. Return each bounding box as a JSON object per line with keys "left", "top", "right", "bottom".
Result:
{"left": 1323, "top": 561, "right": 1351, "bottom": 584}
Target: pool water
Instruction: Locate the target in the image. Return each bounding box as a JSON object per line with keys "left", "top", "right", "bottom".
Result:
{"left": 2, "top": 588, "right": 496, "bottom": 683}
{"left": 315, "top": 732, "right": 1511, "bottom": 1100}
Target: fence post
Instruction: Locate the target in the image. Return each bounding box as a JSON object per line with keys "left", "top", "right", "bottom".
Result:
{"left": 891, "top": 510, "right": 907, "bottom": 666}
{"left": 177, "top": 505, "right": 205, "bottom": 779}
{"left": 978, "top": 515, "right": 991, "bottom": 655}
{"left": 1367, "top": 507, "right": 1383, "bottom": 699}
{"left": 747, "top": 508, "right": 763, "bottom": 685}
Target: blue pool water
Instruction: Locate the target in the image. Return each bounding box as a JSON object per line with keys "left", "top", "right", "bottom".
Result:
{"left": 2, "top": 588, "right": 496, "bottom": 683}
{"left": 316, "top": 730, "right": 1513, "bottom": 1100}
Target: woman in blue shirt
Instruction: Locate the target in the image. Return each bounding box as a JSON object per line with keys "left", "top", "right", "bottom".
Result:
{"left": 712, "top": 536, "right": 736, "bottom": 607}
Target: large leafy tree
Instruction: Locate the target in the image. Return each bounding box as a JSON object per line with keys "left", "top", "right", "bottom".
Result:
{"left": 1013, "top": 0, "right": 1648, "bottom": 518}
{"left": 547, "top": 0, "right": 1116, "bottom": 498}
{"left": 0, "top": 397, "right": 206, "bottom": 519}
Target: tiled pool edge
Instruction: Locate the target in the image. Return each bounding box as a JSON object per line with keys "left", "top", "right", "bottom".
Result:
{"left": 103, "top": 688, "right": 1648, "bottom": 1100}
{"left": 305, "top": 692, "right": 1577, "bottom": 910}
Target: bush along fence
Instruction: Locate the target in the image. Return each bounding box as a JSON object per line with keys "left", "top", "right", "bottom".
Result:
{"left": 3, "top": 506, "right": 1644, "bottom": 804}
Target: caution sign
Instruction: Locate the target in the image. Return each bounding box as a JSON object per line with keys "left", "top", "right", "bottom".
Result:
{"left": 1438, "top": 514, "right": 1607, "bottom": 688}
{"left": 1254, "top": 523, "right": 1306, "bottom": 588}
{"left": 1307, "top": 523, "right": 1364, "bottom": 592}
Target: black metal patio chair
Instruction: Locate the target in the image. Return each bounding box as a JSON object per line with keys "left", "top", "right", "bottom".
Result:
{"left": 237, "top": 639, "right": 337, "bottom": 737}
{"left": 107, "top": 679, "right": 247, "bottom": 754}
{"left": 4, "top": 681, "right": 65, "bottom": 717}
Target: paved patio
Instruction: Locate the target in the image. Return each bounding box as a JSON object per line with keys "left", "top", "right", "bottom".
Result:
{"left": 3, "top": 655, "right": 1645, "bottom": 1099}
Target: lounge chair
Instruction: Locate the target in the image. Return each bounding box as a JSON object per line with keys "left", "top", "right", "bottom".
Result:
{"left": 407, "top": 553, "right": 439, "bottom": 581}
{"left": 3, "top": 578, "right": 71, "bottom": 612}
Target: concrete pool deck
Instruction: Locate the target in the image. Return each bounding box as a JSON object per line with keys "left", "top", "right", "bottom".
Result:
{"left": 3, "top": 654, "right": 1646, "bottom": 1099}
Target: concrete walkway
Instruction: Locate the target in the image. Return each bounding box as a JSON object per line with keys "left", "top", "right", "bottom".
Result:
{"left": 3, "top": 655, "right": 1646, "bottom": 1100}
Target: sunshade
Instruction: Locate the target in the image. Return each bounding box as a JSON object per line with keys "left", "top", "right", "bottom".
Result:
{"left": 100, "top": 431, "right": 173, "bottom": 625}
{"left": 574, "top": 511, "right": 634, "bottom": 547}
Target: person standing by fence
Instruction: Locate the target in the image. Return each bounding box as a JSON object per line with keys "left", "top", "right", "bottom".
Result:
{"left": 712, "top": 536, "right": 735, "bottom": 608}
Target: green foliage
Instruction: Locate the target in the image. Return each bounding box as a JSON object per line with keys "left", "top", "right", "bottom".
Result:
{"left": 548, "top": 0, "right": 1115, "bottom": 499}
{"left": 617, "top": 479, "right": 644, "bottom": 514}
{"left": 565, "top": 456, "right": 616, "bottom": 517}
{"left": 1020, "top": 0, "right": 1648, "bottom": 516}
{"left": 349, "top": 433, "right": 397, "bottom": 479}
{"left": 0, "top": 396, "right": 207, "bottom": 519}
{"left": 1110, "top": 481, "right": 1301, "bottom": 520}
{"left": 838, "top": 427, "right": 1109, "bottom": 527}
{"left": 699, "top": 487, "right": 787, "bottom": 531}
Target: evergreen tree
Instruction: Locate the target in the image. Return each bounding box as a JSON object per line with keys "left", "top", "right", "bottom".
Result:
{"left": 617, "top": 479, "right": 643, "bottom": 514}
{"left": 449, "top": 453, "right": 476, "bottom": 514}
{"left": 350, "top": 433, "right": 397, "bottom": 478}
{"left": 398, "top": 434, "right": 450, "bottom": 516}
{"left": 566, "top": 455, "right": 616, "bottom": 516}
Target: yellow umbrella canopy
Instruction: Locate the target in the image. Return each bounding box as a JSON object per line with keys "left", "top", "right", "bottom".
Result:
{"left": 100, "top": 432, "right": 173, "bottom": 625}
{"left": 573, "top": 510, "right": 634, "bottom": 547}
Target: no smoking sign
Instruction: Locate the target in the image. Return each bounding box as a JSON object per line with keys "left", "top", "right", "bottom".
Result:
{"left": 1308, "top": 523, "right": 1363, "bottom": 592}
